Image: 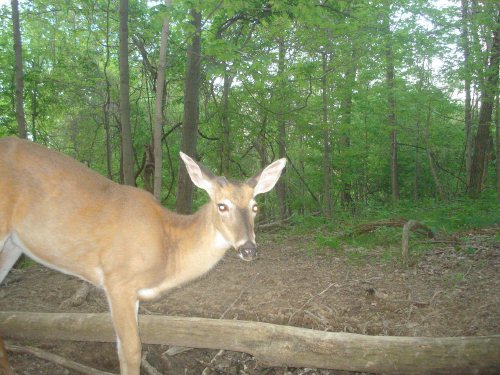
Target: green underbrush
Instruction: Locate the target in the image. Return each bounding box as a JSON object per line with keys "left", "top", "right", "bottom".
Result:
{"left": 275, "top": 193, "right": 499, "bottom": 262}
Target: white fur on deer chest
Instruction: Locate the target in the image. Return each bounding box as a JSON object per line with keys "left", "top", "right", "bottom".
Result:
{"left": 137, "top": 231, "right": 231, "bottom": 300}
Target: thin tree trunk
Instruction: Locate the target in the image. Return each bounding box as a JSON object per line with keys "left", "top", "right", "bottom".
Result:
{"left": 495, "top": 93, "right": 499, "bottom": 196}
{"left": 363, "top": 112, "right": 369, "bottom": 204}
{"left": 424, "top": 102, "right": 447, "bottom": 201}
{"left": 299, "top": 134, "right": 306, "bottom": 215}
{"left": 276, "top": 38, "right": 288, "bottom": 219}
{"left": 469, "top": 7, "right": 499, "bottom": 197}
{"left": 253, "top": 120, "right": 269, "bottom": 222}
{"left": 103, "top": 0, "right": 113, "bottom": 180}
{"left": 119, "top": 0, "right": 135, "bottom": 186}
{"left": 11, "top": 0, "right": 27, "bottom": 139}
{"left": 321, "top": 52, "right": 332, "bottom": 217}
{"left": 461, "top": 0, "right": 473, "bottom": 186}
{"left": 176, "top": 8, "right": 202, "bottom": 214}
{"left": 31, "top": 78, "right": 38, "bottom": 142}
{"left": 385, "top": 23, "right": 399, "bottom": 205}
{"left": 414, "top": 63, "right": 426, "bottom": 202}
{"left": 339, "top": 45, "right": 357, "bottom": 207}
{"left": 152, "top": 0, "right": 172, "bottom": 201}
{"left": 220, "top": 66, "right": 232, "bottom": 176}
{"left": 414, "top": 120, "right": 420, "bottom": 201}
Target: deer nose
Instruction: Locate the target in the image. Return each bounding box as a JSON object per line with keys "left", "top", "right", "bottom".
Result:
{"left": 238, "top": 241, "right": 257, "bottom": 261}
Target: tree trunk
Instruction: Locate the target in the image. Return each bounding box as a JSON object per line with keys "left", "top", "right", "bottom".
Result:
{"left": 461, "top": 0, "right": 473, "bottom": 186}
{"left": 143, "top": 145, "right": 154, "bottom": 193}
{"left": 176, "top": 8, "right": 202, "bottom": 214}
{"left": 384, "top": 6, "right": 399, "bottom": 205}
{"left": 276, "top": 38, "right": 289, "bottom": 219}
{"left": 321, "top": 52, "right": 332, "bottom": 217}
{"left": 363, "top": 112, "right": 369, "bottom": 204}
{"left": 339, "top": 44, "right": 357, "bottom": 207}
{"left": 253, "top": 123, "right": 269, "bottom": 222}
{"left": 469, "top": 7, "right": 499, "bottom": 197}
{"left": 152, "top": 0, "right": 172, "bottom": 201}
{"left": 31, "top": 78, "right": 38, "bottom": 142}
{"left": 119, "top": 0, "right": 135, "bottom": 186}
{"left": 414, "top": 120, "right": 420, "bottom": 201}
{"left": 220, "top": 66, "right": 232, "bottom": 176}
{"left": 388, "top": 71, "right": 399, "bottom": 205}
{"left": 1, "top": 312, "right": 499, "bottom": 375}
{"left": 424, "top": 102, "right": 447, "bottom": 201}
{"left": 11, "top": 0, "right": 27, "bottom": 139}
{"left": 103, "top": 0, "right": 113, "bottom": 180}
{"left": 496, "top": 93, "right": 500, "bottom": 196}
{"left": 299, "top": 135, "right": 306, "bottom": 215}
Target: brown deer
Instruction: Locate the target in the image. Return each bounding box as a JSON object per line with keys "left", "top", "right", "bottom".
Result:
{"left": 0, "top": 137, "right": 286, "bottom": 375}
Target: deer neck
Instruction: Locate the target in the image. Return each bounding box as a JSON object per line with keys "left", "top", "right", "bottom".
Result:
{"left": 163, "top": 204, "right": 232, "bottom": 288}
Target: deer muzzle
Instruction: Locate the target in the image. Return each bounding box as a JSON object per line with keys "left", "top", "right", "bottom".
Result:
{"left": 238, "top": 241, "right": 257, "bottom": 261}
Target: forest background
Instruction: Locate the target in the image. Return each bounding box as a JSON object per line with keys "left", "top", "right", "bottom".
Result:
{"left": 1, "top": 0, "right": 499, "bottom": 235}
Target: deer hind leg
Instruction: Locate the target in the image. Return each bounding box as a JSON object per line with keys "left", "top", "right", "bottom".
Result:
{"left": 0, "top": 236, "right": 19, "bottom": 374}
{"left": 106, "top": 287, "right": 141, "bottom": 375}
{"left": 0, "top": 235, "right": 23, "bottom": 285}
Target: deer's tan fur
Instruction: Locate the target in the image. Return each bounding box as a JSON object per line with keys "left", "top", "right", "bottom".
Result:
{"left": 0, "top": 137, "right": 285, "bottom": 375}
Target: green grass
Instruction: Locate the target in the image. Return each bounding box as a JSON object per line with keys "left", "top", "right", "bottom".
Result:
{"left": 16, "top": 256, "right": 37, "bottom": 269}
{"left": 270, "top": 193, "right": 498, "bottom": 263}
{"left": 364, "top": 192, "right": 499, "bottom": 233}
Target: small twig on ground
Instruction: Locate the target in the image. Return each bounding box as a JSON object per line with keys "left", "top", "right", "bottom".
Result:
{"left": 409, "top": 240, "right": 460, "bottom": 249}
{"left": 200, "top": 273, "right": 260, "bottom": 372}
{"left": 141, "top": 352, "right": 162, "bottom": 375}
{"left": 288, "top": 283, "right": 335, "bottom": 325}
{"left": 59, "top": 283, "right": 91, "bottom": 309}
{"left": 201, "top": 349, "right": 225, "bottom": 375}
{"left": 220, "top": 282, "right": 250, "bottom": 319}
{"left": 164, "top": 346, "right": 192, "bottom": 356}
{"left": 391, "top": 299, "right": 430, "bottom": 308}
{"left": 464, "top": 264, "right": 473, "bottom": 278}
{"left": 429, "top": 290, "right": 442, "bottom": 307}
{"left": 6, "top": 343, "right": 116, "bottom": 375}
{"left": 303, "top": 310, "right": 330, "bottom": 328}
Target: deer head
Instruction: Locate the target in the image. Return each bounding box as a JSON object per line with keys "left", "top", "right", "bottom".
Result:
{"left": 180, "top": 152, "right": 286, "bottom": 261}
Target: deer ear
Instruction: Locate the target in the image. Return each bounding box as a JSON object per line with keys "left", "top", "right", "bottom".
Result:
{"left": 249, "top": 158, "right": 287, "bottom": 196}
{"left": 180, "top": 152, "right": 215, "bottom": 196}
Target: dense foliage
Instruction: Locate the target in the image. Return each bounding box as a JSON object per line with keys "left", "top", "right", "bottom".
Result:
{"left": 0, "top": 0, "right": 498, "bottom": 222}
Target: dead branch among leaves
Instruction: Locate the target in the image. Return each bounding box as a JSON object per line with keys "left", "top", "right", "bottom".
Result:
{"left": 5, "top": 343, "right": 115, "bottom": 375}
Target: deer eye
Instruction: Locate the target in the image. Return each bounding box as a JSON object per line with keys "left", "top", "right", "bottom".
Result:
{"left": 252, "top": 204, "right": 258, "bottom": 213}
{"left": 217, "top": 203, "right": 229, "bottom": 212}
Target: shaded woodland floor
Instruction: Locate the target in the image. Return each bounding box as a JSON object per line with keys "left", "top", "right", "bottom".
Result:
{"left": 0, "top": 226, "right": 498, "bottom": 374}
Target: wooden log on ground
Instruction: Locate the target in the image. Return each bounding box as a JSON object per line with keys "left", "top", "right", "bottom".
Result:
{"left": 0, "top": 311, "right": 498, "bottom": 374}
{"left": 352, "top": 218, "right": 434, "bottom": 238}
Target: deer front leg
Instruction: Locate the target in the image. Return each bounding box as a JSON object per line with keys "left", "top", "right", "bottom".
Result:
{"left": 106, "top": 287, "right": 141, "bottom": 375}
{"left": 0, "top": 336, "right": 14, "bottom": 375}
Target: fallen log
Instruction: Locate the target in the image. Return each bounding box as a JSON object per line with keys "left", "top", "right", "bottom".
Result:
{"left": 352, "top": 218, "right": 434, "bottom": 238}
{"left": 0, "top": 311, "right": 498, "bottom": 374}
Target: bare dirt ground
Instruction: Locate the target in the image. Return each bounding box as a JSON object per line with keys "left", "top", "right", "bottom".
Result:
{"left": 0, "top": 225, "right": 499, "bottom": 375}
